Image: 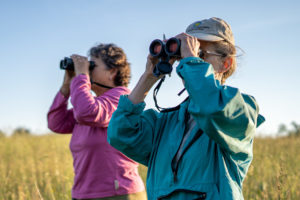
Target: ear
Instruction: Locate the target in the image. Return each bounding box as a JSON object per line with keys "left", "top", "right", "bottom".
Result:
{"left": 222, "top": 57, "right": 232, "bottom": 73}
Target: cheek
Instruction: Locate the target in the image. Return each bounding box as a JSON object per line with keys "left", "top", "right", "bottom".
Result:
{"left": 92, "top": 68, "right": 110, "bottom": 82}
{"left": 209, "top": 58, "right": 223, "bottom": 72}
{"left": 92, "top": 68, "right": 102, "bottom": 78}
{"left": 204, "top": 57, "right": 215, "bottom": 67}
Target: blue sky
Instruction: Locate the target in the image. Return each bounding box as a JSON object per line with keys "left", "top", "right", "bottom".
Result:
{"left": 0, "top": 0, "right": 299, "bottom": 136}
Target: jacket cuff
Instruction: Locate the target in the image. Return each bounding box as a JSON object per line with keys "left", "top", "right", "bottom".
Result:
{"left": 117, "top": 95, "right": 146, "bottom": 114}
{"left": 176, "top": 57, "right": 204, "bottom": 77}
{"left": 58, "top": 90, "right": 70, "bottom": 100}
{"left": 178, "top": 57, "right": 203, "bottom": 67}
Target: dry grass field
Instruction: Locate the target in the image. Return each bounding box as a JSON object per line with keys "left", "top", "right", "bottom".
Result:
{"left": 0, "top": 134, "right": 299, "bottom": 200}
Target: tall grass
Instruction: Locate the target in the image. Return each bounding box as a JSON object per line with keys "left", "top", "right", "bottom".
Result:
{"left": 243, "top": 136, "right": 300, "bottom": 200}
{"left": 0, "top": 134, "right": 299, "bottom": 199}
{"left": 0, "top": 135, "right": 73, "bottom": 200}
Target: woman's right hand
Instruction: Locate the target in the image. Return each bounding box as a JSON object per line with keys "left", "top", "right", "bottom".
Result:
{"left": 144, "top": 54, "right": 159, "bottom": 77}
{"left": 144, "top": 54, "right": 169, "bottom": 81}
{"left": 60, "top": 70, "right": 75, "bottom": 97}
{"left": 128, "top": 54, "right": 162, "bottom": 104}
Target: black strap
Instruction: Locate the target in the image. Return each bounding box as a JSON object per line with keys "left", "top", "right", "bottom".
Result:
{"left": 91, "top": 80, "right": 113, "bottom": 89}
{"left": 153, "top": 76, "right": 188, "bottom": 113}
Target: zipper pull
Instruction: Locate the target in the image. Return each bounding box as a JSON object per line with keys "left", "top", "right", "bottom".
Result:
{"left": 173, "top": 170, "right": 177, "bottom": 182}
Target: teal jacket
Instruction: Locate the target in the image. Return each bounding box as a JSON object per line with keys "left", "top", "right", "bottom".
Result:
{"left": 108, "top": 57, "right": 265, "bottom": 200}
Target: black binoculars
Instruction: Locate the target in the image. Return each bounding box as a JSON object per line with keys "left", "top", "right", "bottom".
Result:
{"left": 149, "top": 38, "right": 181, "bottom": 77}
{"left": 60, "top": 57, "right": 95, "bottom": 71}
{"left": 149, "top": 37, "right": 181, "bottom": 58}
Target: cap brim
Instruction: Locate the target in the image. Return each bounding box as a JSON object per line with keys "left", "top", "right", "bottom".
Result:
{"left": 187, "top": 32, "right": 224, "bottom": 42}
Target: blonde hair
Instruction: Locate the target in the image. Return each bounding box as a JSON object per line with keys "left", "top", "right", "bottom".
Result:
{"left": 213, "top": 41, "right": 237, "bottom": 84}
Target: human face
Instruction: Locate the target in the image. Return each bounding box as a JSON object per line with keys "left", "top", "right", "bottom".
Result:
{"left": 90, "top": 56, "right": 116, "bottom": 95}
{"left": 198, "top": 41, "right": 226, "bottom": 73}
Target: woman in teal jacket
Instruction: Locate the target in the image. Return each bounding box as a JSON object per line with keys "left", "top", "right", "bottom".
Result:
{"left": 107, "top": 17, "right": 265, "bottom": 200}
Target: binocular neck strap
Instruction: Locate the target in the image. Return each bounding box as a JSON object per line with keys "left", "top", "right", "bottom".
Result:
{"left": 153, "top": 76, "right": 189, "bottom": 113}
{"left": 91, "top": 80, "right": 114, "bottom": 89}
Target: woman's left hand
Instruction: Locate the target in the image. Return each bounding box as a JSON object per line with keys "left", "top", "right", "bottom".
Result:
{"left": 71, "top": 54, "right": 90, "bottom": 76}
{"left": 174, "top": 33, "right": 200, "bottom": 58}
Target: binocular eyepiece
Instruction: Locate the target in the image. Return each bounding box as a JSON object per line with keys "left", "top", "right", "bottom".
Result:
{"left": 149, "top": 38, "right": 181, "bottom": 77}
{"left": 60, "top": 57, "right": 95, "bottom": 71}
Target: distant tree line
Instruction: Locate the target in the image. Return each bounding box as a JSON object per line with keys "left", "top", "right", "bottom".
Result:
{"left": 0, "top": 130, "right": 5, "bottom": 138}
{"left": 1, "top": 122, "right": 300, "bottom": 138}
{"left": 0, "top": 127, "right": 32, "bottom": 138}
{"left": 11, "top": 127, "right": 31, "bottom": 136}
{"left": 278, "top": 121, "right": 300, "bottom": 137}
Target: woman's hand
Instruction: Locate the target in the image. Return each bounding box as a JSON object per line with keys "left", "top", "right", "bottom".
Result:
{"left": 128, "top": 54, "right": 163, "bottom": 104}
{"left": 60, "top": 70, "right": 75, "bottom": 97}
{"left": 71, "top": 54, "right": 90, "bottom": 76}
{"left": 144, "top": 54, "right": 159, "bottom": 78}
{"left": 175, "top": 33, "right": 200, "bottom": 58}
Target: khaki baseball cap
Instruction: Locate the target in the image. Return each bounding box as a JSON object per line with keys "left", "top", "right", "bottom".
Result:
{"left": 186, "top": 17, "right": 235, "bottom": 45}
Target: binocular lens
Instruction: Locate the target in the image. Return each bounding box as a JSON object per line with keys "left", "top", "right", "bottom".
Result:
{"left": 59, "top": 57, "right": 74, "bottom": 70}
{"left": 165, "top": 38, "right": 181, "bottom": 56}
{"left": 168, "top": 41, "right": 178, "bottom": 53}
{"left": 149, "top": 37, "right": 181, "bottom": 76}
{"left": 153, "top": 43, "right": 162, "bottom": 54}
{"left": 59, "top": 57, "right": 95, "bottom": 71}
{"left": 149, "top": 39, "right": 165, "bottom": 57}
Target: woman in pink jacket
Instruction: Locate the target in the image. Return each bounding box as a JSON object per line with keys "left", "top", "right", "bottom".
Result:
{"left": 47, "top": 44, "right": 146, "bottom": 200}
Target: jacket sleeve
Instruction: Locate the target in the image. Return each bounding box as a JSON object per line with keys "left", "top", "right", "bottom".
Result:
{"left": 70, "top": 74, "right": 119, "bottom": 127}
{"left": 176, "top": 57, "right": 265, "bottom": 159}
{"left": 107, "top": 95, "right": 159, "bottom": 166}
{"left": 47, "top": 92, "right": 75, "bottom": 134}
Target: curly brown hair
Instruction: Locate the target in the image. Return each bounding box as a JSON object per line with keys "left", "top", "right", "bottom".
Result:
{"left": 89, "top": 43, "right": 131, "bottom": 87}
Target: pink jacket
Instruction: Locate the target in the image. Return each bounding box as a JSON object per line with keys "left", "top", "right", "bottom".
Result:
{"left": 47, "top": 74, "right": 145, "bottom": 199}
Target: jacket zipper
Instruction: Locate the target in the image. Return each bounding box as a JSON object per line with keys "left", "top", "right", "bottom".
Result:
{"left": 171, "top": 111, "right": 189, "bottom": 182}
{"left": 171, "top": 112, "right": 204, "bottom": 182}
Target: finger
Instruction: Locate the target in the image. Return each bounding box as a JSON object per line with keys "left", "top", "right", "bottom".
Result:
{"left": 71, "top": 54, "right": 87, "bottom": 60}
{"left": 183, "top": 32, "right": 193, "bottom": 37}
{"left": 148, "top": 54, "right": 154, "bottom": 60}
{"left": 71, "top": 54, "right": 80, "bottom": 62}
{"left": 169, "top": 57, "right": 179, "bottom": 65}
{"left": 148, "top": 54, "right": 158, "bottom": 63}
{"left": 71, "top": 54, "right": 80, "bottom": 59}
{"left": 79, "top": 56, "right": 88, "bottom": 61}
{"left": 173, "top": 32, "right": 185, "bottom": 40}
